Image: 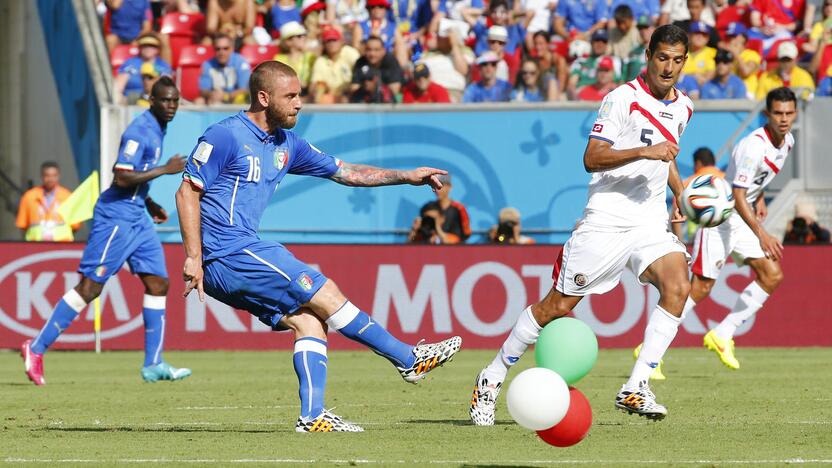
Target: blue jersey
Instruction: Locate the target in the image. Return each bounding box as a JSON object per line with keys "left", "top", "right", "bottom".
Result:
{"left": 183, "top": 111, "right": 341, "bottom": 261}
{"left": 700, "top": 75, "right": 747, "bottom": 100}
{"left": 97, "top": 110, "right": 165, "bottom": 222}
{"left": 610, "top": 0, "right": 659, "bottom": 20}
{"left": 198, "top": 53, "right": 252, "bottom": 93}
{"left": 462, "top": 80, "right": 512, "bottom": 102}
{"left": 119, "top": 57, "right": 173, "bottom": 96}
{"left": 472, "top": 22, "right": 525, "bottom": 55}
{"left": 817, "top": 76, "right": 832, "bottom": 97}
{"left": 556, "top": 0, "right": 609, "bottom": 32}
{"left": 110, "top": 0, "right": 151, "bottom": 41}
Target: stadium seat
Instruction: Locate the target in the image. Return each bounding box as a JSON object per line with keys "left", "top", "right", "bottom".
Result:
{"left": 160, "top": 12, "right": 206, "bottom": 68}
{"left": 177, "top": 44, "right": 214, "bottom": 102}
{"left": 239, "top": 44, "right": 279, "bottom": 68}
{"left": 817, "top": 44, "right": 832, "bottom": 82}
{"left": 111, "top": 45, "right": 139, "bottom": 76}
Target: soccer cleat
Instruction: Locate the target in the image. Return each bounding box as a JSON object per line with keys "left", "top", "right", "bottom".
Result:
{"left": 141, "top": 362, "right": 192, "bottom": 382}
{"left": 703, "top": 330, "right": 740, "bottom": 369}
{"left": 615, "top": 381, "right": 667, "bottom": 420}
{"left": 633, "top": 343, "right": 666, "bottom": 381}
{"left": 397, "top": 336, "right": 462, "bottom": 384}
{"left": 295, "top": 409, "right": 364, "bottom": 433}
{"left": 469, "top": 370, "right": 502, "bottom": 426}
{"left": 21, "top": 339, "right": 46, "bottom": 386}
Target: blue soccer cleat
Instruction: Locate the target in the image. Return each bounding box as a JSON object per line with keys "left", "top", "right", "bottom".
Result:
{"left": 141, "top": 362, "right": 192, "bottom": 383}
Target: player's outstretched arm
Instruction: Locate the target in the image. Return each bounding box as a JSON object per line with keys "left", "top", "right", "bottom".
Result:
{"left": 329, "top": 162, "right": 447, "bottom": 189}
{"left": 583, "top": 138, "right": 679, "bottom": 172}
{"left": 733, "top": 186, "right": 783, "bottom": 261}
{"left": 175, "top": 180, "right": 205, "bottom": 301}
{"left": 113, "top": 155, "right": 186, "bottom": 189}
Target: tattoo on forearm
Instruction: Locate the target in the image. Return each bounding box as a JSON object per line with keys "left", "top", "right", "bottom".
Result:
{"left": 331, "top": 163, "right": 405, "bottom": 187}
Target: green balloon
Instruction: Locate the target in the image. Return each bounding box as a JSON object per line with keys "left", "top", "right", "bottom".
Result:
{"left": 534, "top": 317, "right": 598, "bottom": 385}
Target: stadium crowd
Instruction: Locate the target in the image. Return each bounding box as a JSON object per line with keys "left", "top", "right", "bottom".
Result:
{"left": 101, "top": 0, "right": 832, "bottom": 105}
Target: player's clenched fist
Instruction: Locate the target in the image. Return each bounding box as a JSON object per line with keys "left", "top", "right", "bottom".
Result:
{"left": 164, "top": 155, "right": 187, "bottom": 174}
{"left": 644, "top": 142, "right": 680, "bottom": 162}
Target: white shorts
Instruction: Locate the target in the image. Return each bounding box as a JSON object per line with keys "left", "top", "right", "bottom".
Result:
{"left": 552, "top": 223, "right": 689, "bottom": 296}
{"left": 691, "top": 215, "right": 765, "bottom": 279}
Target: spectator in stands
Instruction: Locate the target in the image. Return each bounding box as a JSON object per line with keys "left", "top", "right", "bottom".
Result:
{"left": 420, "top": 28, "right": 474, "bottom": 102}
{"left": 301, "top": 0, "right": 328, "bottom": 52}
{"left": 809, "top": 11, "right": 832, "bottom": 77}
{"left": 351, "top": 35, "right": 404, "bottom": 97}
{"left": 624, "top": 15, "right": 654, "bottom": 80}
{"left": 205, "top": 0, "right": 256, "bottom": 47}
{"left": 354, "top": 0, "right": 402, "bottom": 54}
{"left": 522, "top": 0, "right": 556, "bottom": 44}
{"left": 660, "top": 0, "right": 691, "bottom": 25}
{"left": 609, "top": 5, "right": 640, "bottom": 60}
{"left": 756, "top": 41, "right": 816, "bottom": 98}
{"left": 463, "top": 52, "right": 512, "bottom": 102}
{"left": 136, "top": 62, "right": 160, "bottom": 107}
{"left": 272, "top": 0, "right": 303, "bottom": 32}
{"left": 484, "top": 26, "right": 514, "bottom": 82}
{"left": 114, "top": 33, "right": 172, "bottom": 104}
{"left": 818, "top": 65, "right": 832, "bottom": 95}
{"left": 701, "top": 49, "right": 748, "bottom": 99}
{"left": 326, "top": 0, "right": 369, "bottom": 44}
{"left": 568, "top": 29, "right": 621, "bottom": 99}
{"left": 160, "top": 0, "right": 202, "bottom": 14}
{"left": 409, "top": 174, "right": 471, "bottom": 244}
{"left": 684, "top": 21, "right": 717, "bottom": 86}
{"left": 712, "top": 0, "right": 752, "bottom": 39}
{"left": 806, "top": 0, "right": 832, "bottom": 55}
{"left": 784, "top": 202, "right": 831, "bottom": 244}
{"left": 104, "top": 0, "right": 153, "bottom": 53}
{"left": 576, "top": 56, "right": 618, "bottom": 101}
{"left": 673, "top": 0, "right": 719, "bottom": 47}
{"left": 310, "top": 27, "right": 361, "bottom": 103}
{"left": 610, "top": 0, "right": 660, "bottom": 26}
{"left": 531, "top": 31, "right": 567, "bottom": 94}
{"left": 677, "top": 72, "right": 703, "bottom": 98}
{"left": 511, "top": 59, "right": 553, "bottom": 102}
{"left": 722, "top": 22, "right": 761, "bottom": 99}
{"left": 196, "top": 34, "right": 251, "bottom": 105}
{"left": 402, "top": 63, "right": 451, "bottom": 103}
{"left": 673, "top": 147, "right": 724, "bottom": 241}
{"left": 488, "top": 207, "right": 535, "bottom": 245}
{"left": 16, "top": 162, "right": 79, "bottom": 242}
{"left": 749, "top": 0, "right": 805, "bottom": 41}
{"left": 350, "top": 65, "right": 394, "bottom": 102}
{"left": 472, "top": 0, "right": 525, "bottom": 56}
{"left": 553, "top": 0, "right": 609, "bottom": 41}
{"left": 275, "top": 22, "right": 317, "bottom": 95}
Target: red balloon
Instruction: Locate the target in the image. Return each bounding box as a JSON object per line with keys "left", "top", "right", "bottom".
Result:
{"left": 536, "top": 387, "right": 592, "bottom": 447}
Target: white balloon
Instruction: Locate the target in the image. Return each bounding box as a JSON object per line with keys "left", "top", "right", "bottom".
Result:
{"left": 506, "top": 367, "right": 570, "bottom": 431}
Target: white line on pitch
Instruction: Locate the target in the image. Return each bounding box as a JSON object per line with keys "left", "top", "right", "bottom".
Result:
{"left": 174, "top": 402, "right": 459, "bottom": 410}
{"left": 4, "top": 458, "right": 832, "bottom": 464}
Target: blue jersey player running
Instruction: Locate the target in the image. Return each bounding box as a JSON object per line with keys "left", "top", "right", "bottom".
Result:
{"left": 175, "top": 62, "right": 462, "bottom": 432}
{"left": 22, "top": 77, "right": 192, "bottom": 385}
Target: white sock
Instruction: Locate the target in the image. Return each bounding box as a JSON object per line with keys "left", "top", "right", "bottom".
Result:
{"left": 484, "top": 307, "right": 541, "bottom": 382}
{"left": 680, "top": 296, "right": 696, "bottom": 322}
{"left": 626, "top": 305, "right": 681, "bottom": 389}
{"left": 713, "top": 281, "right": 769, "bottom": 341}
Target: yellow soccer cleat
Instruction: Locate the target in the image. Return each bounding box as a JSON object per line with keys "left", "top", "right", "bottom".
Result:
{"left": 633, "top": 344, "right": 666, "bottom": 381}
{"left": 703, "top": 330, "right": 740, "bottom": 369}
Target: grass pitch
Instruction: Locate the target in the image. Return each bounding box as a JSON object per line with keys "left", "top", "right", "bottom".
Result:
{"left": 1, "top": 347, "right": 831, "bottom": 466}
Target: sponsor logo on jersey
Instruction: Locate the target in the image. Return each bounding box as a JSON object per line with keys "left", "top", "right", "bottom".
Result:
{"left": 274, "top": 148, "right": 288, "bottom": 171}
{"left": 573, "top": 273, "right": 588, "bottom": 287}
{"left": 592, "top": 123, "right": 604, "bottom": 133}
{"left": 123, "top": 139, "right": 139, "bottom": 158}
{"left": 598, "top": 101, "right": 612, "bottom": 119}
{"left": 716, "top": 260, "right": 724, "bottom": 269}
{"left": 297, "top": 273, "right": 314, "bottom": 291}
{"left": 659, "top": 111, "right": 673, "bottom": 120}
{"left": 193, "top": 142, "right": 213, "bottom": 163}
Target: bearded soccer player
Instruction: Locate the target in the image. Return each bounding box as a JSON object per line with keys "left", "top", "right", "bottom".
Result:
{"left": 470, "top": 24, "right": 695, "bottom": 423}
{"left": 176, "top": 61, "right": 461, "bottom": 433}
{"left": 685, "top": 87, "right": 795, "bottom": 370}
{"left": 22, "top": 77, "right": 191, "bottom": 385}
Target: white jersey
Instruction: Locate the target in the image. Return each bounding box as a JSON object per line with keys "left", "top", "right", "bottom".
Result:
{"left": 584, "top": 76, "right": 695, "bottom": 230}
{"left": 725, "top": 126, "right": 793, "bottom": 205}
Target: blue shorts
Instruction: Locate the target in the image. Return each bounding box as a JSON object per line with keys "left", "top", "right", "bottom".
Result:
{"left": 203, "top": 240, "right": 327, "bottom": 330}
{"left": 78, "top": 215, "right": 167, "bottom": 283}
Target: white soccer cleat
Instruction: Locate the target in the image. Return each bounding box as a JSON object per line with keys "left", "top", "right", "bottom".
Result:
{"left": 469, "top": 370, "right": 502, "bottom": 426}
{"left": 295, "top": 409, "right": 364, "bottom": 433}
{"left": 615, "top": 381, "right": 667, "bottom": 420}
{"left": 397, "top": 336, "right": 462, "bottom": 384}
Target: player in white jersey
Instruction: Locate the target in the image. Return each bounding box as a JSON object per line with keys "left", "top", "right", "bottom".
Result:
{"left": 469, "top": 25, "right": 694, "bottom": 423}
{"left": 684, "top": 87, "right": 796, "bottom": 370}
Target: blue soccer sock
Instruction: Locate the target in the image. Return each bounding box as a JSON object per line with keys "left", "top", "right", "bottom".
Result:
{"left": 142, "top": 294, "right": 166, "bottom": 368}
{"left": 31, "top": 289, "right": 88, "bottom": 354}
{"left": 325, "top": 302, "right": 415, "bottom": 369}
{"left": 293, "top": 337, "right": 328, "bottom": 419}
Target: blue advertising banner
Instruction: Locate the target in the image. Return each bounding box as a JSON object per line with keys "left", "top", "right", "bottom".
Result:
{"left": 145, "top": 106, "right": 754, "bottom": 243}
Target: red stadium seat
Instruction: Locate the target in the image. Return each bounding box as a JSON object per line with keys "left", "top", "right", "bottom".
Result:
{"left": 160, "top": 12, "right": 206, "bottom": 68}
{"left": 177, "top": 44, "right": 214, "bottom": 102}
{"left": 239, "top": 44, "right": 279, "bottom": 67}
{"left": 111, "top": 45, "right": 139, "bottom": 75}
{"left": 817, "top": 44, "right": 832, "bottom": 82}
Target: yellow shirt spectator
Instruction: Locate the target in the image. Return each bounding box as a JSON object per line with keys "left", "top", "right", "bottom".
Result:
{"left": 757, "top": 41, "right": 816, "bottom": 99}
{"left": 736, "top": 49, "right": 761, "bottom": 98}
{"left": 683, "top": 46, "right": 716, "bottom": 76}
{"left": 310, "top": 42, "right": 360, "bottom": 102}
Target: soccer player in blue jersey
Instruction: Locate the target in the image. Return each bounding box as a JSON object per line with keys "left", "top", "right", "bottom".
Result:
{"left": 175, "top": 61, "right": 462, "bottom": 433}
{"left": 21, "top": 77, "right": 192, "bottom": 386}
